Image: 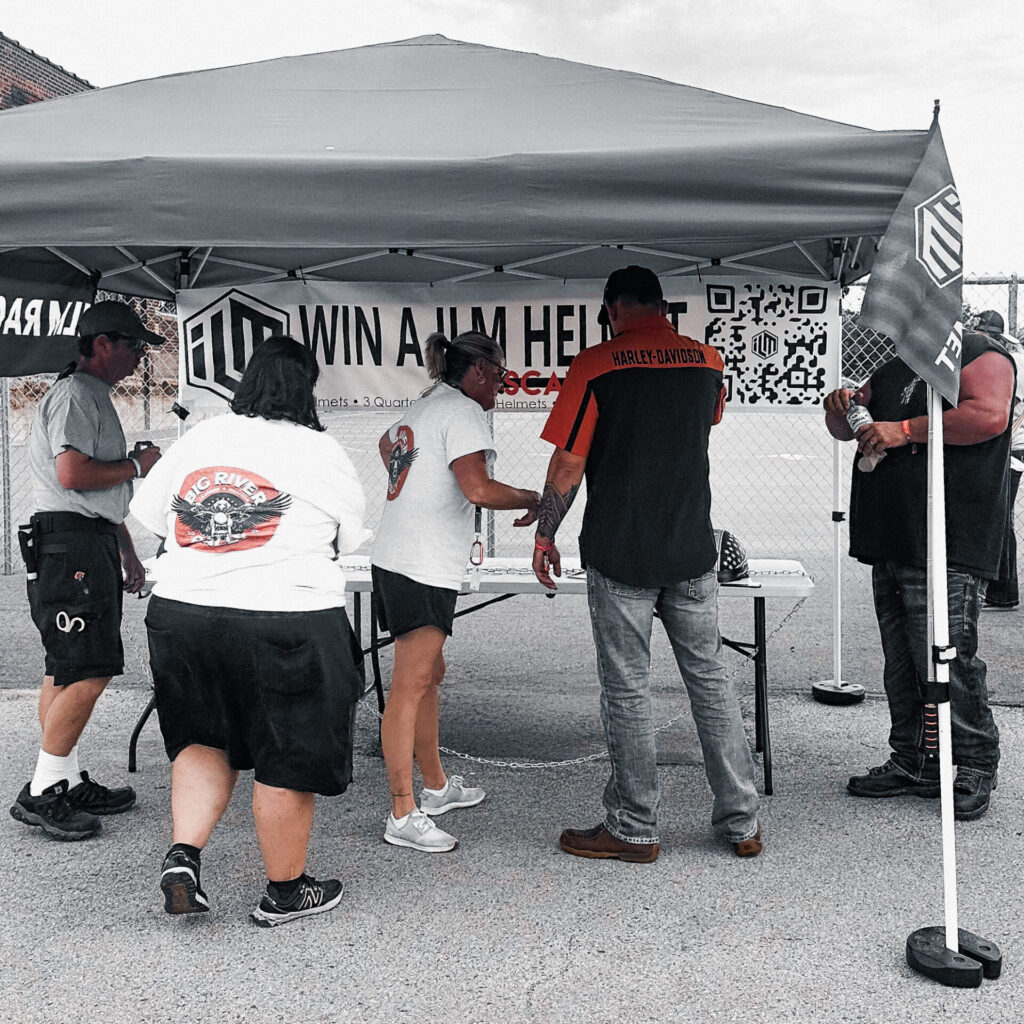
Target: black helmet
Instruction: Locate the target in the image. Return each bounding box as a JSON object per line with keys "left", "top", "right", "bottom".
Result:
{"left": 714, "top": 529, "right": 749, "bottom": 583}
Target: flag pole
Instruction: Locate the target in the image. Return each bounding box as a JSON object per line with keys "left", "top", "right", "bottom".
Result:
{"left": 905, "top": 386, "right": 1001, "bottom": 986}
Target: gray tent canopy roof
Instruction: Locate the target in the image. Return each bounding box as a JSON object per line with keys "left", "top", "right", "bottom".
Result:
{"left": 0, "top": 34, "right": 929, "bottom": 299}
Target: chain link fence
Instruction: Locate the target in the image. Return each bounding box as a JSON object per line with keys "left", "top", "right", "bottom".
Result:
{"left": 3, "top": 276, "right": 1022, "bottom": 602}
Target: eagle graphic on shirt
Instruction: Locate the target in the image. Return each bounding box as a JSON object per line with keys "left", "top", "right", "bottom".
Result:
{"left": 172, "top": 467, "right": 291, "bottom": 551}
{"left": 387, "top": 425, "right": 417, "bottom": 500}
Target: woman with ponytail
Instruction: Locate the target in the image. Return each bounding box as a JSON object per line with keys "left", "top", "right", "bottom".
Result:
{"left": 371, "top": 331, "right": 540, "bottom": 853}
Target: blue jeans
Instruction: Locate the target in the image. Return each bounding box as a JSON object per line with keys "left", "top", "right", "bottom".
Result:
{"left": 585, "top": 566, "right": 760, "bottom": 844}
{"left": 872, "top": 562, "right": 999, "bottom": 781}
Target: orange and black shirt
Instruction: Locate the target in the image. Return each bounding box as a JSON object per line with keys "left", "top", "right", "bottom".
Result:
{"left": 541, "top": 314, "right": 725, "bottom": 587}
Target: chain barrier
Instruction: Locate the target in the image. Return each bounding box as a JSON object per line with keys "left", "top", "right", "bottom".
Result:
{"left": 354, "top": 594, "right": 809, "bottom": 770}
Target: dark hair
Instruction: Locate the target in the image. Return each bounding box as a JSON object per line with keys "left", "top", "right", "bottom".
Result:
{"left": 77, "top": 334, "right": 99, "bottom": 357}
{"left": 77, "top": 331, "right": 144, "bottom": 358}
{"left": 229, "top": 335, "right": 325, "bottom": 431}
{"left": 423, "top": 331, "right": 503, "bottom": 391}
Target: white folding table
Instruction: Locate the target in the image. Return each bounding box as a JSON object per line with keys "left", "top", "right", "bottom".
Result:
{"left": 341, "top": 556, "right": 813, "bottom": 795}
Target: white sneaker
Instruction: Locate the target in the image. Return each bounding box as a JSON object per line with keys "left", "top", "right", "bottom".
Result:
{"left": 384, "top": 808, "right": 458, "bottom": 852}
{"left": 419, "top": 774, "right": 486, "bottom": 816}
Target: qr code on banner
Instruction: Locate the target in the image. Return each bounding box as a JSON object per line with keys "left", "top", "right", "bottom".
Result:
{"left": 702, "top": 282, "right": 836, "bottom": 408}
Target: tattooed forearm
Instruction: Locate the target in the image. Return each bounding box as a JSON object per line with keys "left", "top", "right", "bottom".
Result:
{"left": 536, "top": 482, "right": 579, "bottom": 541}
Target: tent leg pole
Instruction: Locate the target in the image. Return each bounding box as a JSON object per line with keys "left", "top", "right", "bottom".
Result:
{"left": 812, "top": 437, "right": 864, "bottom": 705}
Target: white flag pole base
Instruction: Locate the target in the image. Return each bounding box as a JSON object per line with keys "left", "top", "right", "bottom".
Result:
{"left": 811, "top": 679, "right": 865, "bottom": 705}
{"left": 906, "top": 927, "right": 1002, "bottom": 987}
{"left": 906, "top": 387, "right": 1003, "bottom": 989}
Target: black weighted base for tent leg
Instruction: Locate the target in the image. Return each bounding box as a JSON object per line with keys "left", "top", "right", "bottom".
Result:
{"left": 906, "top": 927, "right": 1002, "bottom": 987}
{"left": 811, "top": 679, "right": 866, "bottom": 705}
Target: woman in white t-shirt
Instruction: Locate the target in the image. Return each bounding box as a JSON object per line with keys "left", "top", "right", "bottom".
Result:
{"left": 131, "top": 336, "right": 367, "bottom": 927}
{"left": 372, "top": 331, "right": 539, "bottom": 853}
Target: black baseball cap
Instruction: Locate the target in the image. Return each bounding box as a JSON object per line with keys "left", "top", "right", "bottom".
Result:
{"left": 598, "top": 265, "right": 664, "bottom": 326}
{"left": 77, "top": 301, "right": 165, "bottom": 346}
{"left": 973, "top": 309, "right": 1005, "bottom": 335}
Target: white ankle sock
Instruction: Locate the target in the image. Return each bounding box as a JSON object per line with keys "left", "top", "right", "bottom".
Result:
{"left": 66, "top": 745, "right": 84, "bottom": 786}
{"left": 30, "top": 750, "right": 74, "bottom": 796}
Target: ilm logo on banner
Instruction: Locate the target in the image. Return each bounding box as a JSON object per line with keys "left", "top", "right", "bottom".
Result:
{"left": 182, "top": 290, "right": 290, "bottom": 402}
{"left": 750, "top": 330, "right": 779, "bottom": 360}
{"left": 914, "top": 185, "right": 963, "bottom": 289}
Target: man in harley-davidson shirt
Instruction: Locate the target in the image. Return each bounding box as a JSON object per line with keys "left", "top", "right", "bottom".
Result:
{"left": 531, "top": 266, "right": 761, "bottom": 864}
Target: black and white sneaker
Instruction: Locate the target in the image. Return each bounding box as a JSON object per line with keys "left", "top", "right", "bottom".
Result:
{"left": 250, "top": 874, "right": 344, "bottom": 928}
{"left": 66, "top": 771, "right": 137, "bottom": 815}
{"left": 9, "top": 780, "right": 102, "bottom": 840}
{"left": 160, "top": 847, "right": 210, "bottom": 915}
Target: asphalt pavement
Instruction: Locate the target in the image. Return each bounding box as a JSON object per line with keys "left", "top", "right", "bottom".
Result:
{"left": 1, "top": 565, "right": 1021, "bottom": 1023}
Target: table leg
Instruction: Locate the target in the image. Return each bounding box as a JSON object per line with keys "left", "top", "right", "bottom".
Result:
{"left": 753, "top": 596, "right": 772, "bottom": 795}
{"left": 127, "top": 694, "right": 156, "bottom": 773}
{"left": 368, "top": 591, "right": 385, "bottom": 715}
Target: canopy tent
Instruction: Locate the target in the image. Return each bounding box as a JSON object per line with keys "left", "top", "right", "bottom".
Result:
{"left": 0, "top": 34, "right": 934, "bottom": 309}
{"left": 1, "top": 35, "right": 982, "bottom": 976}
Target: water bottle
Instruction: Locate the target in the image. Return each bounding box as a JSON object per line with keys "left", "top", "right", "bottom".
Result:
{"left": 846, "top": 401, "right": 885, "bottom": 472}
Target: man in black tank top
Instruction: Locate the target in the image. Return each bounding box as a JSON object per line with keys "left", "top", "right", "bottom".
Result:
{"left": 823, "top": 330, "right": 1014, "bottom": 820}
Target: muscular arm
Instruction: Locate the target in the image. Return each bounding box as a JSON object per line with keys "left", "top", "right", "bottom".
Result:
{"left": 450, "top": 451, "right": 540, "bottom": 511}
{"left": 535, "top": 447, "right": 586, "bottom": 545}
{"left": 854, "top": 352, "right": 1013, "bottom": 456}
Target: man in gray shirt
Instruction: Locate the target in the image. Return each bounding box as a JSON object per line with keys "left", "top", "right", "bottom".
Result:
{"left": 10, "top": 301, "right": 164, "bottom": 840}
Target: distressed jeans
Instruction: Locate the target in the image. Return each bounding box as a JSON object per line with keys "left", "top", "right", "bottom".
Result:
{"left": 872, "top": 562, "right": 1000, "bottom": 781}
{"left": 585, "top": 566, "right": 760, "bottom": 845}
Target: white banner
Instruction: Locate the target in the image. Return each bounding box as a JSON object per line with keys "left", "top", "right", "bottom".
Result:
{"left": 175, "top": 277, "right": 838, "bottom": 412}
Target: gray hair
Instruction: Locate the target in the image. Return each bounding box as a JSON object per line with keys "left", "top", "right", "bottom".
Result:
{"left": 423, "top": 331, "right": 504, "bottom": 390}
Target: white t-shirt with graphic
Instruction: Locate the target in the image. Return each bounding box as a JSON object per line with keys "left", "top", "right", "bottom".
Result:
{"left": 130, "top": 413, "right": 368, "bottom": 611}
{"left": 372, "top": 384, "right": 495, "bottom": 590}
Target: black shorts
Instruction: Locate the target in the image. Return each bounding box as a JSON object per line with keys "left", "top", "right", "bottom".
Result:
{"left": 371, "top": 565, "right": 458, "bottom": 638}
{"left": 145, "top": 596, "right": 365, "bottom": 796}
{"left": 27, "top": 512, "right": 124, "bottom": 687}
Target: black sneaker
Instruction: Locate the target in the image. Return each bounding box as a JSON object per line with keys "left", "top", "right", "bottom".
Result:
{"left": 66, "top": 771, "right": 136, "bottom": 815}
{"left": 250, "top": 874, "right": 344, "bottom": 928}
{"left": 9, "top": 780, "right": 102, "bottom": 840}
{"left": 847, "top": 761, "right": 940, "bottom": 799}
{"left": 954, "top": 771, "right": 997, "bottom": 821}
{"left": 160, "top": 847, "right": 210, "bottom": 915}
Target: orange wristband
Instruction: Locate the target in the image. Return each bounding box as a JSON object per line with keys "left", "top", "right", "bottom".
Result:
{"left": 535, "top": 539, "right": 553, "bottom": 552}
{"left": 901, "top": 419, "right": 912, "bottom": 444}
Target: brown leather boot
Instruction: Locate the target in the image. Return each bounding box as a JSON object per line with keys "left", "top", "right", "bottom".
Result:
{"left": 559, "top": 824, "right": 659, "bottom": 863}
{"left": 733, "top": 826, "right": 763, "bottom": 858}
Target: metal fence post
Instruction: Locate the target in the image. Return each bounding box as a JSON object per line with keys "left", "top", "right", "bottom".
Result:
{"left": 1009, "top": 275, "right": 1018, "bottom": 335}
{"left": 142, "top": 350, "right": 152, "bottom": 431}
{"left": 1, "top": 375, "right": 12, "bottom": 575}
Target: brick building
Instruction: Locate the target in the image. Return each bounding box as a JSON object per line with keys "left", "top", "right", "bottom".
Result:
{"left": 0, "top": 30, "right": 92, "bottom": 108}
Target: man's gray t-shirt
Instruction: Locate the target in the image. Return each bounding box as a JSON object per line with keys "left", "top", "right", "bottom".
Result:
{"left": 28, "top": 370, "right": 132, "bottom": 523}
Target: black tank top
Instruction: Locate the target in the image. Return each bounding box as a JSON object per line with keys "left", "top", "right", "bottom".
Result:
{"left": 849, "top": 331, "right": 1013, "bottom": 579}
